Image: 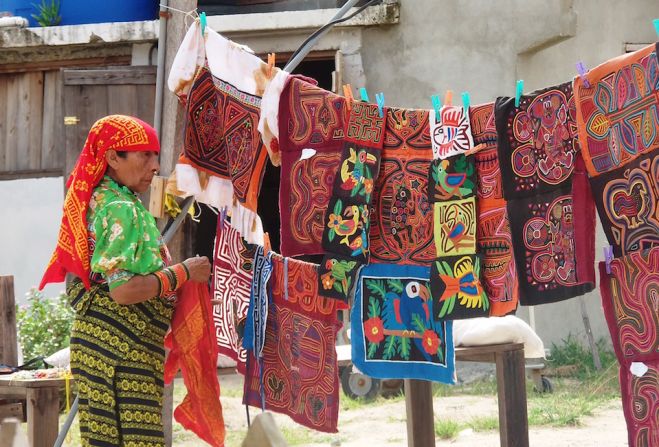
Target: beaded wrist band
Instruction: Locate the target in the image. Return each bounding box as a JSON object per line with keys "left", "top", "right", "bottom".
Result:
{"left": 153, "top": 263, "right": 190, "bottom": 298}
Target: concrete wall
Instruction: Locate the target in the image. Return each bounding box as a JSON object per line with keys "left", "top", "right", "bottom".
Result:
{"left": 356, "top": 0, "right": 659, "bottom": 350}
{"left": 0, "top": 177, "right": 64, "bottom": 304}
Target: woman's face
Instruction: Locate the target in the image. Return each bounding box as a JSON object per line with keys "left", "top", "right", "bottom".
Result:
{"left": 106, "top": 150, "right": 160, "bottom": 193}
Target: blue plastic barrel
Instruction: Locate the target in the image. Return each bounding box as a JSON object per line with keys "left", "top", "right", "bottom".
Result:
{"left": 0, "top": 0, "right": 158, "bottom": 26}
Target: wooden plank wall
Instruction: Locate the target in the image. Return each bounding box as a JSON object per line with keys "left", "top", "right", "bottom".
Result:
{"left": 62, "top": 66, "right": 157, "bottom": 177}
{"left": 0, "top": 66, "right": 153, "bottom": 180}
{"left": 0, "top": 70, "right": 63, "bottom": 179}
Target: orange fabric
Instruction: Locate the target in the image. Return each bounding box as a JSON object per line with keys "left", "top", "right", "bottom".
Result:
{"left": 574, "top": 43, "right": 658, "bottom": 177}
{"left": 164, "top": 282, "right": 225, "bottom": 447}
{"left": 40, "top": 115, "right": 160, "bottom": 289}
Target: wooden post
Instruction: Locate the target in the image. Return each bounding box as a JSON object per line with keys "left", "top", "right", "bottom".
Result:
{"left": 0, "top": 276, "right": 18, "bottom": 367}
{"left": 26, "top": 386, "right": 60, "bottom": 447}
{"left": 495, "top": 348, "right": 529, "bottom": 447}
{"left": 404, "top": 379, "right": 435, "bottom": 447}
{"left": 157, "top": 3, "right": 197, "bottom": 445}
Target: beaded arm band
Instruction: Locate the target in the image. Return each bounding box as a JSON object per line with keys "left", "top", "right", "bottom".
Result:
{"left": 152, "top": 263, "right": 190, "bottom": 298}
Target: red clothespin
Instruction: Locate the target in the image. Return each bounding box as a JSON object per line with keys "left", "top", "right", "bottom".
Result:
{"left": 343, "top": 84, "right": 354, "bottom": 110}
{"left": 267, "top": 53, "right": 276, "bottom": 77}
{"left": 603, "top": 246, "right": 613, "bottom": 274}
{"left": 444, "top": 90, "right": 453, "bottom": 106}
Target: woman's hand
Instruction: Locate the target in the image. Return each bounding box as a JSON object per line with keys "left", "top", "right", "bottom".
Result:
{"left": 183, "top": 256, "right": 211, "bottom": 283}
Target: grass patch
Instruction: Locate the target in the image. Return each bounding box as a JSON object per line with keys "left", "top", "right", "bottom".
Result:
{"left": 280, "top": 426, "right": 316, "bottom": 445}
{"left": 547, "top": 334, "right": 618, "bottom": 379}
{"left": 434, "top": 418, "right": 461, "bottom": 440}
{"left": 468, "top": 415, "right": 499, "bottom": 432}
{"left": 279, "top": 426, "right": 339, "bottom": 446}
{"left": 341, "top": 392, "right": 404, "bottom": 411}
{"left": 433, "top": 377, "right": 497, "bottom": 397}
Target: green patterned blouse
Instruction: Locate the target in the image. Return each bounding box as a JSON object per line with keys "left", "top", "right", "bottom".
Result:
{"left": 88, "top": 176, "right": 166, "bottom": 290}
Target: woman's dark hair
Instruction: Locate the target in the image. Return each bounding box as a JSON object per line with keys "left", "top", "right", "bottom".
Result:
{"left": 116, "top": 151, "right": 128, "bottom": 158}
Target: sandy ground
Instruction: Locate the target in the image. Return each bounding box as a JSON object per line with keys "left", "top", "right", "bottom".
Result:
{"left": 196, "top": 373, "right": 628, "bottom": 447}
{"left": 1, "top": 371, "right": 627, "bottom": 447}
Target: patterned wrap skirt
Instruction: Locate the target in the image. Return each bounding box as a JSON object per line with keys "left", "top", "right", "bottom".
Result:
{"left": 67, "top": 279, "right": 173, "bottom": 447}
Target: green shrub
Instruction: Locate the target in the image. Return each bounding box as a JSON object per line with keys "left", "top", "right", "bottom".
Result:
{"left": 17, "top": 288, "right": 73, "bottom": 361}
{"left": 548, "top": 334, "right": 617, "bottom": 378}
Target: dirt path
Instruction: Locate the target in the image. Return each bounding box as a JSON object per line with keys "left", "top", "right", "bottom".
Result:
{"left": 200, "top": 374, "right": 628, "bottom": 447}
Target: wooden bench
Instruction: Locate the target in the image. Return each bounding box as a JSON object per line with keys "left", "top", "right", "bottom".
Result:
{"left": 0, "top": 377, "right": 70, "bottom": 447}
{"left": 406, "top": 342, "right": 529, "bottom": 447}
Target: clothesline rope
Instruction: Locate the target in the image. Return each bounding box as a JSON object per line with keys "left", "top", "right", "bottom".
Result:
{"left": 159, "top": 3, "right": 199, "bottom": 28}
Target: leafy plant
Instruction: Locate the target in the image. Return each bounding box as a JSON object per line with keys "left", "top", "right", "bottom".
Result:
{"left": 17, "top": 288, "right": 73, "bottom": 361}
{"left": 31, "top": 0, "right": 61, "bottom": 27}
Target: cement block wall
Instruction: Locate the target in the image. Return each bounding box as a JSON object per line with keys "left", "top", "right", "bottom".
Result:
{"left": 356, "top": 0, "right": 659, "bottom": 350}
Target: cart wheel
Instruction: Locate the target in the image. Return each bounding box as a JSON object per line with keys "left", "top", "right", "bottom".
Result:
{"left": 340, "top": 367, "right": 381, "bottom": 400}
{"left": 540, "top": 376, "right": 553, "bottom": 393}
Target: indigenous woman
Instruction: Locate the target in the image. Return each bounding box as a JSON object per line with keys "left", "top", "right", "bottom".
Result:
{"left": 40, "top": 115, "right": 211, "bottom": 446}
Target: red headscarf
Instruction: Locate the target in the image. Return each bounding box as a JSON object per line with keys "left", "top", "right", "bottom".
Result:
{"left": 40, "top": 115, "right": 160, "bottom": 290}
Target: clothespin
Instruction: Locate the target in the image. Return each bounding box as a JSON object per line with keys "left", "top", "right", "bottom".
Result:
{"left": 263, "top": 233, "right": 271, "bottom": 256}
{"left": 431, "top": 94, "right": 441, "bottom": 122}
{"left": 603, "top": 246, "right": 613, "bottom": 274}
{"left": 267, "top": 53, "right": 276, "bottom": 77}
{"left": 515, "top": 79, "right": 524, "bottom": 107}
{"left": 461, "top": 91, "right": 471, "bottom": 111}
{"left": 359, "top": 87, "right": 370, "bottom": 102}
{"left": 342, "top": 84, "right": 354, "bottom": 110}
{"left": 653, "top": 18, "right": 659, "bottom": 37}
{"left": 200, "top": 11, "right": 207, "bottom": 36}
{"left": 375, "top": 92, "right": 385, "bottom": 118}
{"left": 576, "top": 61, "right": 590, "bottom": 88}
{"left": 444, "top": 90, "right": 453, "bottom": 106}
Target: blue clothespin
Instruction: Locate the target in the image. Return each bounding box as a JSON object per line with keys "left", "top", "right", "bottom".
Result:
{"left": 603, "top": 246, "right": 613, "bottom": 274}
{"left": 359, "top": 87, "right": 370, "bottom": 103}
{"left": 515, "top": 80, "right": 524, "bottom": 107}
{"left": 653, "top": 18, "right": 659, "bottom": 37}
{"left": 461, "top": 91, "right": 471, "bottom": 111}
{"left": 200, "top": 11, "right": 207, "bottom": 36}
{"left": 431, "top": 94, "right": 441, "bottom": 121}
{"left": 375, "top": 92, "right": 385, "bottom": 118}
{"left": 576, "top": 61, "right": 590, "bottom": 88}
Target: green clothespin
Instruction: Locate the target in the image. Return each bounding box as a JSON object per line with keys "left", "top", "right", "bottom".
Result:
{"left": 515, "top": 80, "right": 524, "bottom": 107}
{"left": 653, "top": 18, "right": 659, "bottom": 38}
{"left": 359, "top": 87, "right": 370, "bottom": 102}
{"left": 375, "top": 92, "right": 385, "bottom": 118}
{"left": 431, "top": 94, "right": 441, "bottom": 121}
{"left": 461, "top": 91, "right": 470, "bottom": 111}
{"left": 200, "top": 12, "right": 207, "bottom": 36}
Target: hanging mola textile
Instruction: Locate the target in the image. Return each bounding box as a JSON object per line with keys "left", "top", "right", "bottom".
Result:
{"left": 351, "top": 263, "right": 455, "bottom": 383}
{"left": 574, "top": 43, "right": 659, "bottom": 257}
{"left": 277, "top": 77, "right": 347, "bottom": 257}
{"left": 318, "top": 101, "right": 385, "bottom": 302}
{"left": 470, "top": 102, "right": 519, "bottom": 316}
{"left": 167, "top": 21, "right": 277, "bottom": 244}
{"left": 211, "top": 215, "right": 257, "bottom": 374}
{"left": 370, "top": 107, "right": 435, "bottom": 266}
{"left": 598, "top": 247, "right": 659, "bottom": 447}
{"left": 495, "top": 81, "right": 596, "bottom": 305}
{"left": 427, "top": 104, "right": 489, "bottom": 320}
{"left": 244, "top": 255, "right": 342, "bottom": 433}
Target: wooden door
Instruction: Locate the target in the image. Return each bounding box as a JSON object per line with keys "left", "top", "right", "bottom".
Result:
{"left": 62, "top": 66, "right": 157, "bottom": 177}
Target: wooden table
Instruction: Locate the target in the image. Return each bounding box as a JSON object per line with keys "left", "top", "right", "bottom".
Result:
{"left": 0, "top": 377, "right": 70, "bottom": 447}
{"left": 405, "top": 342, "right": 529, "bottom": 447}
